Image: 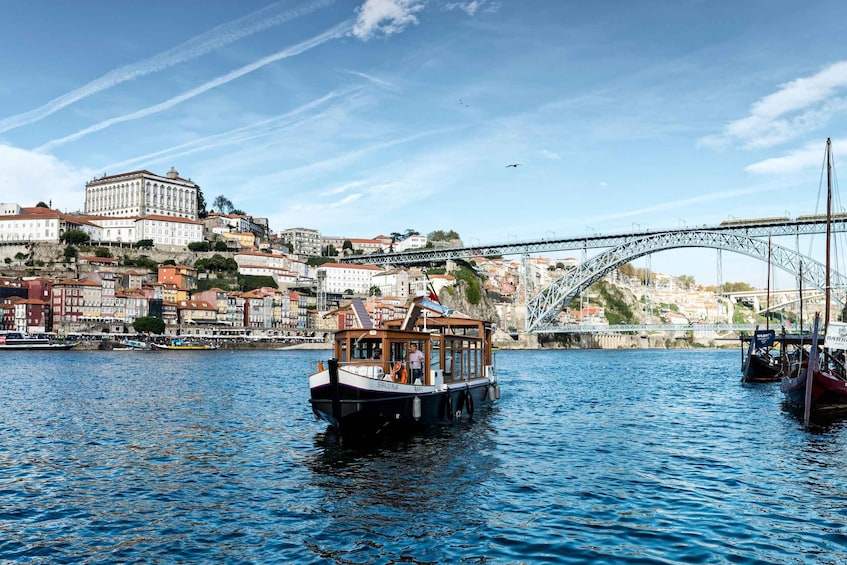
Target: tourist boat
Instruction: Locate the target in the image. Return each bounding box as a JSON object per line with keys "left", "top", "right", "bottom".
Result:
{"left": 0, "top": 332, "right": 79, "bottom": 351}
{"left": 151, "top": 338, "right": 218, "bottom": 351}
{"left": 308, "top": 296, "right": 500, "bottom": 440}
{"left": 780, "top": 138, "right": 847, "bottom": 422}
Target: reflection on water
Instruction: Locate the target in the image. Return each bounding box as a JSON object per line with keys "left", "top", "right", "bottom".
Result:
{"left": 2, "top": 349, "right": 847, "bottom": 563}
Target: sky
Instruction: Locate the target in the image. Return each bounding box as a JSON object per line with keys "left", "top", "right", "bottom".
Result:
{"left": 3, "top": 0, "right": 847, "bottom": 288}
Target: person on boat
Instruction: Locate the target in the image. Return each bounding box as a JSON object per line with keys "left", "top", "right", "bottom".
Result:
{"left": 408, "top": 343, "right": 424, "bottom": 384}
{"left": 372, "top": 348, "right": 382, "bottom": 360}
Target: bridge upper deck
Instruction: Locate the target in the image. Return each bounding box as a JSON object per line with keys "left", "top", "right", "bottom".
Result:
{"left": 341, "top": 216, "right": 847, "bottom": 266}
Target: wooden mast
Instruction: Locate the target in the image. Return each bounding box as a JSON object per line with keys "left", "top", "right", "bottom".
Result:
{"left": 766, "top": 235, "right": 772, "bottom": 331}
{"left": 825, "top": 137, "right": 833, "bottom": 331}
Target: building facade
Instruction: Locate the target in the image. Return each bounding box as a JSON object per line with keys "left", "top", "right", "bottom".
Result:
{"left": 280, "top": 227, "right": 321, "bottom": 257}
{"left": 84, "top": 167, "right": 199, "bottom": 220}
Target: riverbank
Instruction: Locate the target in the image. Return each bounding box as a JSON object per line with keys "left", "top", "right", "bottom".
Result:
{"left": 70, "top": 334, "right": 740, "bottom": 351}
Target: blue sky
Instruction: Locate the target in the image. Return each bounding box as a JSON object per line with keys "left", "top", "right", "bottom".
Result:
{"left": 2, "top": 0, "right": 847, "bottom": 288}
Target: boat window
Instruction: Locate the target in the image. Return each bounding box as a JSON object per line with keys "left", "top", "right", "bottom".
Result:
{"left": 390, "top": 342, "right": 407, "bottom": 364}
{"left": 353, "top": 339, "right": 382, "bottom": 361}
{"left": 443, "top": 339, "right": 453, "bottom": 377}
{"left": 338, "top": 339, "right": 348, "bottom": 362}
{"left": 430, "top": 337, "right": 441, "bottom": 371}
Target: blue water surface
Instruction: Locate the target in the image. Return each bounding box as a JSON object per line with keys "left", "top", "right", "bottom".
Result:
{"left": 1, "top": 348, "right": 846, "bottom": 564}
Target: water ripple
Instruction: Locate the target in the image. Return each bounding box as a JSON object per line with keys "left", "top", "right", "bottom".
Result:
{"left": 1, "top": 349, "right": 847, "bottom": 563}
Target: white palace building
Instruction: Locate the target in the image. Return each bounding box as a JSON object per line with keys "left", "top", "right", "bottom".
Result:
{"left": 0, "top": 167, "right": 203, "bottom": 248}
{"left": 85, "top": 167, "right": 199, "bottom": 220}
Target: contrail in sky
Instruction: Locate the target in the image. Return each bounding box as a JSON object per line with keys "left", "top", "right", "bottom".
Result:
{"left": 0, "top": 0, "right": 336, "bottom": 134}
{"left": 102, "top": 88, "right": 358, "bottom": 171}
{"left": 36, "top": 19, "right": 354, "bottom": 153}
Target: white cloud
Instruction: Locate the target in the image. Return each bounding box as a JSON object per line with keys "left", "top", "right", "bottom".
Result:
{"left": 539, "top": 149, "right": 560, "bottom": 160}
{"left": 445, "top": 1, "right": 499, "bottom": 15}
{"left": 103, "top": 89, "right": 352, "bottom": 172}
{"left": 352, "top": 0, "right": 424, "bottom": 40}
{"left": 745, "top": 138, "right": 846, "bottom": 174}
{"left": 321, "top": 179, "right": 368, "bottom": 196}
{"left": 342, "top": 70, "right": 399, "bottom": 91}
{"left": 36, "top": 20, "right": 354, "bottom": 152}
{"left": 583, "top": 184, "right": 785, "bottom": 224}
{"left": 0, "top": 0, "right": 335, "bottom": 134}
{"left": 703, "top": 61, "right": 847, "bottom": 149}
{"left": 0, "top": 144, "right": 93, "bottom": 211}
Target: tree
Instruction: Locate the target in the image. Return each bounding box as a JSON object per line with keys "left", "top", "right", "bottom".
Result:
{"left": 133, "top": 316, "right": 165, "bottom": 334}
{"left": 307, "top": 257, "right": 332, "bottom": 267}
{"left": 135, "top": 239, "right": 154, "bottom": 249}
{"left": 60, "top": 230, "right": 90, "bottom": 245}
{"left": 403, "top": 228, "right": 419, "bottom": 239}
{"left": 237, "top": 274, "right": 277, "bottom": 291}
{"left": 94, "top": 247, "right": 112, "bottom": 258}
{"left": 14, "top": 252, "right": 27, "bottom": 266}
{"left": 230, "top": 208, "right": 245, "bottom": 216}
{"left": 322, "top": 244, "right": 338, "bottom": 257}
{"left": 197, "top": 187, "right": 208, "bottom": 219}
{"left": 188, "top": 241, "right": 211, "bottom": 252}
{"left": 3, "top": 257, "right": 10, "bottom": 266}
{"left": 64, "top": 245, "right": 78, "bottom": 260}
{"left": 428, "top": 229, "right": 460, "bottom": 241}
{"left": 213, "top": 195, "right": 234, "bottom": 214}
{"left": 678, "top": 275, "right": 696, "bottom": 289}
{"left": 617, "top": 263, "right": 637, "bottom": 278}
{"left": 342, "top": 240, "right": 353, "bottom": 252}
{"left": 368, "top": 285, "right": 382, "bottom": 297}
{"left": 36, "top": 201, "right": 49, "bottom": 208}
{"left": 724, "top": 281, "right": 754, "bottom": 292}
{"left": 214, "top": 241, "right": 228, "bottom": 251}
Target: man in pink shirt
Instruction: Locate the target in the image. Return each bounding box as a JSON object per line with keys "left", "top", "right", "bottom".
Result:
{"left": 408, "top": 343, "right": 424, "bottom": 384}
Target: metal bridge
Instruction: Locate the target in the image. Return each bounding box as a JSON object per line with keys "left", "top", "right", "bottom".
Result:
{"left": 341, "top": 216, "right": 846, "bottom": 333}
{"left": 340, "top": 216, "right": 846, "bottom": 266}
{"left": 549, "top": 323, "right": 758, "bottom": 333}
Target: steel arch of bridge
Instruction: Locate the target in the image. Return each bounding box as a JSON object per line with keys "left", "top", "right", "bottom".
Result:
{"left": 526, "top": 230, "right": 847, "bottom": 333}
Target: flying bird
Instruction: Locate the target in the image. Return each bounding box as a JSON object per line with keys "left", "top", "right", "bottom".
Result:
{"left": 505, "top": 163, "right": 521, "bottom": 168}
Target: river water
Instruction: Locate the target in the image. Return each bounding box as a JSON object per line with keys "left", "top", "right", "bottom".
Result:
{"left": 1, "top": 348, "right": 845, "bottom": 564}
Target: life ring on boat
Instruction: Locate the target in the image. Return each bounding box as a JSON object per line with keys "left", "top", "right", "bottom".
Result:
{"left": 390, "top": 362, "right": 407, "bottom": 384}
{"left": 442, "top": 393, "right": 454, "bottom": 421}
{"left": 465, "top": 389, "right": 474, "bottom": 416}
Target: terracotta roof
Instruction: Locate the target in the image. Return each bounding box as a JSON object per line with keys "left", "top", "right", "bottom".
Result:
{"left": 177, "top": 299, "right": 216, "bottom": 310}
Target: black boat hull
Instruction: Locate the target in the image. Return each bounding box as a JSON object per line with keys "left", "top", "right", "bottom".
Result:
{"left": 310, "top": 376, "right": 498, "bottom": 438}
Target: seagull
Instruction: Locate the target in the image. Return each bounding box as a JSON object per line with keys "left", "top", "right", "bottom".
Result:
{"left": 505, "top": 163, "right": 521, "bottom": 168}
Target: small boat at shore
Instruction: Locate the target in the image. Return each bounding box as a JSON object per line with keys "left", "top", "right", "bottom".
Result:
{"left": 781, "top": 315, "right": 847, "bottom": 420}
{"left": 0, "top": 332, "right": 79, "bottom": 351}
{"left": 114, "top": 339, "right": 152, "bottom": 351}
{"left": 151, "top": 338, "right": 217, "bottom": 351}
{"left": 308, "top": 296, "right": 500, "bottom": 441}
{"left": 741, "top": 328, "right": 782, "bottom": 383}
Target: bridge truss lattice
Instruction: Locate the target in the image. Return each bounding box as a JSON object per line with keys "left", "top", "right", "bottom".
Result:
{"left": 525, "top": 230, "right": 847, "bottom": 333}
